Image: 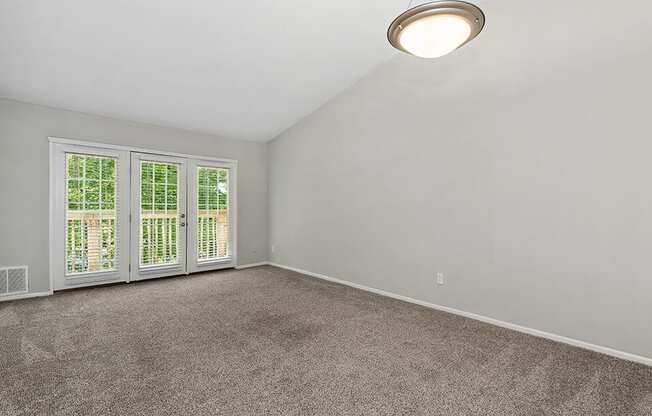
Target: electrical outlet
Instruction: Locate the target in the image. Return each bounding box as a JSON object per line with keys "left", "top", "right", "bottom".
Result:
{"left": 436, "top": 272, "right": 445, "bottom": 285}
{"left": 271, "top": 245, "right": 275, "bottom": 253}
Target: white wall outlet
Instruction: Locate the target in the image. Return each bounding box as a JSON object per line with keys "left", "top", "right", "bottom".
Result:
{"left": 436, "top": 272, "right": 445, "bottom": 285}
{"left": 271, "top": 245, "right": 275, "bottom": 253}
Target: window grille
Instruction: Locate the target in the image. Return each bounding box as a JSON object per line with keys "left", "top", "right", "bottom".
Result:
{"left": 139, "top": 161, "right": 179, "bottom": 267}
{"left": 65, "top": 154, "right": 118, "bottom": 275}
{"left": 197, "top": 167, "right": 229, "bottom": 261}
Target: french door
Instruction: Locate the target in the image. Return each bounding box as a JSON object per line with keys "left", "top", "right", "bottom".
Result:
{"left": 51, "top": 144, "right": 131, "bottom": 290}
{"left": 187, "top": 159, "right": 236, "bottom": 273}
{"left": 130, "top": 153, "right": 187, "bottom": 281}
{"left": 51, "top": 140, "right": 236, "bottom": 291}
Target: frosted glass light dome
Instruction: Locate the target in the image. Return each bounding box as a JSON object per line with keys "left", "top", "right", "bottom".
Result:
{"left": 388, "top": 1, "right": 485, "bottom": 59}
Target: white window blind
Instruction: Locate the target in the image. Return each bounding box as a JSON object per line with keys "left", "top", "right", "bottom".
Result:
{"left": 197, "top": 167, "right": 229, "bottom": 261}
{"left": 139, "top": 161, "right": 179, "bottom": 267}
{"left": 65, "top": 154, "right": 119, "bottom": 275}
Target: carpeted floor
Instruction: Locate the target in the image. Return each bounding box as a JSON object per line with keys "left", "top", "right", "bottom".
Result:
{"left": 0, "top": 266, "right": 650, "bottom": 415}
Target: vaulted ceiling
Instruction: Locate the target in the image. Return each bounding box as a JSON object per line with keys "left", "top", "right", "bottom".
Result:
{"left": 0, "top": 0, "right": 410, "bottom": 141}
{"left": 5, "top": 0, "right": 646, "bottom": 143}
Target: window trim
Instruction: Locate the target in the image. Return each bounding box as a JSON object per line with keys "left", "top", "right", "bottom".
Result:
{"left": 49, "top": 137, "right": 238, "bottom": 165}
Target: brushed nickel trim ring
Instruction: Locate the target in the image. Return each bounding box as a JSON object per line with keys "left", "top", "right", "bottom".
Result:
{"left": 388, "top": 1, "right": 485, "bottom": 58}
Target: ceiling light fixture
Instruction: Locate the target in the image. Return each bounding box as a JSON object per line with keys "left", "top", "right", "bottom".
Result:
{"left": 387, "top": 1, "right": 485, "bottom": 59}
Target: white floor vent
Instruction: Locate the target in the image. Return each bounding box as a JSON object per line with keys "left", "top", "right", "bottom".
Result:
{"left": 0, "top": 266, "right": 28, "bottom": 296}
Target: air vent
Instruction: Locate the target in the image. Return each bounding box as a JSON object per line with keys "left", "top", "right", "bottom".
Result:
{"left": 0, "top": 266, "right": 28, "bottom": 296}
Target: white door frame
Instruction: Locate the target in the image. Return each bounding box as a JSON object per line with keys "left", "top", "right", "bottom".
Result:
{"left": 130, "top": 152, "right": 188, "bottom": 281}
{"left": 49, "top": 137, "right": 237, "bottom": 165}
{"left": 49, "top": 142, "right": 131, "bottom": 290}
{"left": 187, "top": 158, "right": 238, "bottom": 273}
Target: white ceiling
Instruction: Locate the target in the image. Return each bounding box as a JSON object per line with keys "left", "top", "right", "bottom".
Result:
{"left": 0, "top": 0, "right": 408, "bottom": 141}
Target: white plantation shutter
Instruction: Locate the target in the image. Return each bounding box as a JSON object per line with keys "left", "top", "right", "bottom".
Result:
{"left": 197, "top": 166, "right": 230, "bottom": 261}
{"left": 138, "top": 161, "right": 180, "bottom": 267}
{"left": 65, "top": 153, "right": 121, "bottom": 275}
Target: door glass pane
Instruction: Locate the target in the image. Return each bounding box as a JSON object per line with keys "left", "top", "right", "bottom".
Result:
{"left": 65, "top": 154, "right": 117, "bottom": 275}
{"left": 140, "top": 161, "right": 179, "bottom": 267}
{"left": 197, "top": 167, "right": 229, "bottom": 261}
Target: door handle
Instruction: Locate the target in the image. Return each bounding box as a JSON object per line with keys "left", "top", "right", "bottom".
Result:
{"left": 180, "top": 222, "right": 186, "bottom": 227}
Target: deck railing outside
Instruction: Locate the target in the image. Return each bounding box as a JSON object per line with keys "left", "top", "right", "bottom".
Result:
{"left": 66, "top": 210, "right": 228, "bottom": 274}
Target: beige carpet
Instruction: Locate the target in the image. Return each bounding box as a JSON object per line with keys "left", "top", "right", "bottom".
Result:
{"left": 0, "top": 265, "right": 650, "bottom": 415}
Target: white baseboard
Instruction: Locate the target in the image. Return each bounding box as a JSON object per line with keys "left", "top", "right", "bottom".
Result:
{"left": 268, "top": 262, "right": 652, "bottom": 368}
{"left": 235, "top": 261, "right": 270, "bottom": 270}
{"left": 0, "top": 291, "right": 53, "bottom": 302}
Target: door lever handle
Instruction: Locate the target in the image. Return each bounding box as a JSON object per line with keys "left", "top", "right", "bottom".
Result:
{"left": 180, "top": 222, "right": 186, "bottom": 227}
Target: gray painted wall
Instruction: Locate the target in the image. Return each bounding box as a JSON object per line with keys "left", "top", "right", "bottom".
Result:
{"left": 0, "top": 99, "right": 268, "bottom": 294}
{"left": 269, "top": 1, "right": 652, "bottom": 358}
